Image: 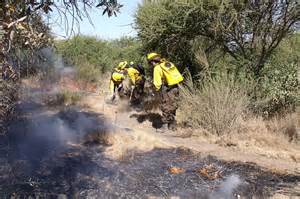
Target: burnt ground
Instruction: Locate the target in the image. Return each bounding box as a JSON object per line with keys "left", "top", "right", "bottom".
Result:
{"left": 0, "top": 80, "right": 299, "bottom": 199}
{"left": 0, "top": 102, "right": 299, "bottom": 199}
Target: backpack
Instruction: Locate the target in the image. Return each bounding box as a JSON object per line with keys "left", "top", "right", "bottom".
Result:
{"left": 133, "top": 63, "right": 145, "bottom": 76}
{"left": 160, "top": 62, "right": 184, "bottom": 86}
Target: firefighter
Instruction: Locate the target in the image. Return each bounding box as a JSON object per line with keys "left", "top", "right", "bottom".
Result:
{"left": 115, "top": 61, "right": 128, "bottom": 72}
{"left": 147, "top": 52, "right": 184, "bottom": 131}
{"left": 109, "top": 61, "right": 128, "bottom": 101}
{"left": 126, "top": 61, "right": 146, "bottom": 105}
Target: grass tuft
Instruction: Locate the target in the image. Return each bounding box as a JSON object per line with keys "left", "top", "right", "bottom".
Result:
{"left": 178, "top": 73, "right": 250, "bottom": 135}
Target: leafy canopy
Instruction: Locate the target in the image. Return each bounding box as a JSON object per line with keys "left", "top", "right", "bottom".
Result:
{"left": 136, "top": 0, "right": 300, "bottom": 76}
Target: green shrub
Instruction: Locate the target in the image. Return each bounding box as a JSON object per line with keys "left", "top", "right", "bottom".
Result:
{"left": 74, "top": 58, "right": 102, "bottom": 83}
{"left": 253, "top": 62, "right": 299, "bottom": 117}
{"left": 55, "top": 36, "right": 113, "bottom": 72}
{"left": 56, "top": 36, "right": 142, "bottom": 71}
{"left": 55, "top": 36, "right": 143, "bottom": 84}
{"left": 251, "top": 34, "right": 300, "bottom": 117}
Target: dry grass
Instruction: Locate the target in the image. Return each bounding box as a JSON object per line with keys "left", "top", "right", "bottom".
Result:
{"left": 82, "top": 128, "right": 113, "bottom": 146}
{"left": 266, "top": 112, "right": 300, "bottom": 143}
{"left": 97, "top": 73, "right": 111, "bottom": 96}
{"left": 177, "top": 72, "right": 300, "bottom": 161}
{"left": 103, "top": 127, "right": 171, "bottom": 160}
{"left": 214, "top": 113, "right": 300, "bottom": 161}
{"left": 58, "top": 90, "right": 82, "bottom": 105}
{"left": 178, "top": 73, "right": 249, "bottom": 135}
{"left": 46, "top": 90, "right": 82, "bottom": 107}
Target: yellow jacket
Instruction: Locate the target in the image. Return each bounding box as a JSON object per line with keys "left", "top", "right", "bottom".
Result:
{"left": 153, "top": 61, "right": 184, "bottom": 91}
{"left": 127, "top": 67, "right": 143, "bottom": 85}
{"left": 110, "top": 72, "right": 125, "bottom": 93}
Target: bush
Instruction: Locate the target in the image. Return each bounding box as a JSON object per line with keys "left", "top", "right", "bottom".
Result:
{"left": 55, "top": 36, "right": 143, "bottom": 84}
{"left": 178, "top": 73, "right": 250, "bottom": 135}
{"left": 74, "top": 58, "right": 102, "bottom": 84}
{"left": 55, "top": 36, "right": 112, "bottom": 72}
{"left": 253, "top": 62, "right": 299, "bottom": 117}
{"left": 47, "top": 90, "right": 82, "bottom": 106}
{"left": 56, "top": 36, "right": 142, "bottom": 70}
{"left": 252, "top": 34, "right": 300, "bottom": 117}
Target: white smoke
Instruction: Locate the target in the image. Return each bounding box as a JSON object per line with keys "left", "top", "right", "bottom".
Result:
{"left": 13, "top": 47, "right": 105, "bottom": 161}
{"left": 209, "top": 175, "right": 242, "bottom": 199}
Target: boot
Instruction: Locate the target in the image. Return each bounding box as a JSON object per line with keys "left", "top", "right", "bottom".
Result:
{"left": 156, "top": 124, "right": 168, "bottom": 133}
{"left": 168, "top": 121, "right": 177, "bottom": 131}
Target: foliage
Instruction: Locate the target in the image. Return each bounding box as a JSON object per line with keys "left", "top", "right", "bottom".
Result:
{"left": 1, "top": 0, "right": 124, "bottom": 79}
{"left": 179, "top": 72, "right": 250, "bottom": 135}
{"left": 136, "top": 0, "right": 299, "bottom": 119}
{"left": 136, "top": 0, "right": 300, "bottom": 76}
{"left": 74, "top": 59, "right": 102, "bottom": 84}
{"left": 55, "top": 36, "right": 143, "bottom": 83}
{"left": 0, "top": 0, "right": 124, "bottom": 134}
{"left": 0, "top": 1, "right": 52, "bottom": 133}
{"left": 253, "top": 63, "right": 299, "bottom": 117}
{"left": 252, "top": 34, "right": 300, "bottom": 117}
{"left": 56, "top": 36, "right": 113, "bottom": 73}
{"left": 269, "top": 33, "right": 300, "bottom": 67}
{"left": 0, "top": 80, "right": 18, "bottom": 133}
{"left": 110, "top": 37, "right": 145, "bottom": 64}
{"left": 97, "top": 0, "right": 123, "bottom": 17}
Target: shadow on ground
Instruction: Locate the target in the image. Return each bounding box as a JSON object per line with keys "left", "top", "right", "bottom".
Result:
{"left": 130, "top": 113, "right": 164, "bottom": 129}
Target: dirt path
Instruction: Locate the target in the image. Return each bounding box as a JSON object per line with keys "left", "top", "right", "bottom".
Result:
{"left": 82, "top": 94, "right": 300, "bottom": 174}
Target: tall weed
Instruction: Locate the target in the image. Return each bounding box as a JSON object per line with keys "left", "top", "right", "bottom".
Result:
{"left": 179, "top": 72, "right": 250, "bottom": 135}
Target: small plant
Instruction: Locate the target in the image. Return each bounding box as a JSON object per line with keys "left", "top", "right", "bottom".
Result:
{"left": 47, "top": 90, "right": 82, "bottom": 106}
{"left": 59, "top": 90, "right": 82, "bottom": 106}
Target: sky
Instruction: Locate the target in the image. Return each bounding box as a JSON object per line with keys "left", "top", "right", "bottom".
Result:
{"left": 47, "top": 0, "right": 142, "bottom": 39}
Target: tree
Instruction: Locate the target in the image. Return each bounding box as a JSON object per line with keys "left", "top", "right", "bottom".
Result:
{"left": 1, "top": 0, "right": 123, "bottom": 78}
{"left": 136, "top": 0, "right": 300, "bottom": 76}
{"left": 0, "top": 0, "right": 122, "bottom": 133}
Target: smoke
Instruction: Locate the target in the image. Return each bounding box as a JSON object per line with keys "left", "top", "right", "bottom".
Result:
{"left": 8, "top": 47, "right": 109, "bottom": 167}
{"left": 209, "top": 175, "right": 242, "bottom": 199}
{"left": 39, "top": 47, "right": 75, "bottom": 84}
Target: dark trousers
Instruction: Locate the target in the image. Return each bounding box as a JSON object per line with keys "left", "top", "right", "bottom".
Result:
{"left": 160, "top": 86, "right": 179, "bottom": 125}
{"left": 131, "top": 78, "right": 145, "bottom": 105}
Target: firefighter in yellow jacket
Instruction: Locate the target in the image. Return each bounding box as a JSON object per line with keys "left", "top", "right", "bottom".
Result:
{"left": 127, "top": 61, "right": 145, "bottom": 105}
{"left": 109, "top": 61, "right": 127, "bottom": 101}
{"left": 147, "top": 52, "right": 184, "bottom": 130}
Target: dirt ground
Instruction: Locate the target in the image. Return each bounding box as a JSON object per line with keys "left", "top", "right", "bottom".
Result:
{"left": 81, "top": 93, "right": 300, "bottom": 175}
